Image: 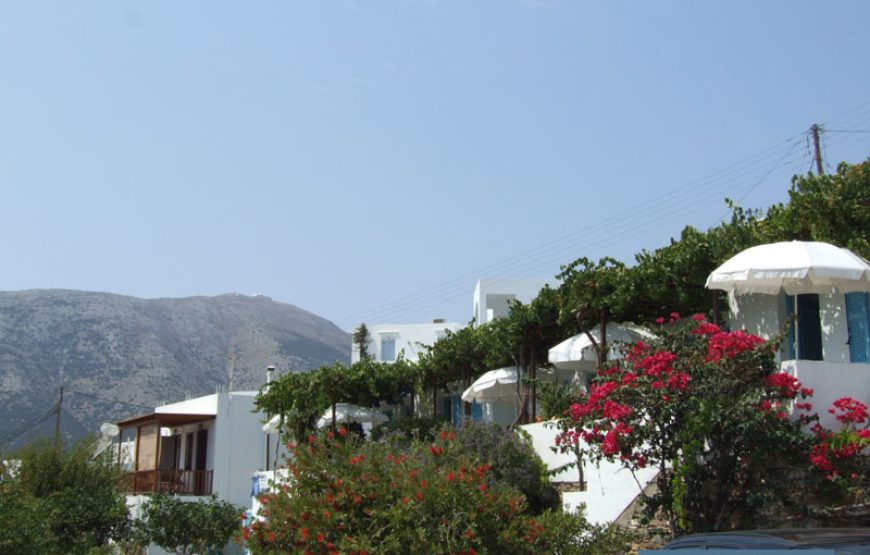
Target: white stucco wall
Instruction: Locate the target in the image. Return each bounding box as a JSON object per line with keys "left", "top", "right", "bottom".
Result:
{"left": 728, "top": 291, "right": 854, "bottom": 363}
{"left": 472, "top": 277, "right": 555, "bottom": 326}
{"left": 519, "top": 422, "right": 658, "bottom": 525}
{"left": 352, "top": 321, "right": 461, "bottom": 363}
{"left": 782, "top": 359, "right": 870, "bottom": 430}
{"left": 213, "top": 392, "right": 265, "bottom": 509}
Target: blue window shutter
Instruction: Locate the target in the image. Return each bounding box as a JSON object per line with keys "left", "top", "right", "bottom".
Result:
{"left": 846, "top": 292, "right": 870, "bottom": 363}
{"left": 785, "top": 295, "right": 796, "bottom": 360}
{"left": 796, "top": 294, "right": 824, "bottom": 361}
{"left": 451, "top": 394, "right": 461, "bottom": 426}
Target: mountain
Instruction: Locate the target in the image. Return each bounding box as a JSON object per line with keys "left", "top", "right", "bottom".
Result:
{"left": 0, "top": 289, "right": 350, "bottom": 450}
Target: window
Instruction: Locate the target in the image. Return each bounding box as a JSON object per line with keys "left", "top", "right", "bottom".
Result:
{"left": 785, "top": 294, "right": 823, "bottom": 361}
{"left": 381, "top": 336, "right": 396, "bottom": 361}
{"left": 846, "top": 292, "right": 870, "bottom": 363}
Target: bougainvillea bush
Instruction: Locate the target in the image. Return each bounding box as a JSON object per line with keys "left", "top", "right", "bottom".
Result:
{"left": 810, "top": 396, "right": 870, "bottom": 507}
{"left": 241, "top": 426, "right": 628, "bottom": 554}
{"left": 554, "top": 313, "right": 816, "bottom": 534}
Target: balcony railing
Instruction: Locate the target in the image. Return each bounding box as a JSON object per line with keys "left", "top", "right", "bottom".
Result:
{"left": 125, "top": 469, "right": 213, "bottom": 496}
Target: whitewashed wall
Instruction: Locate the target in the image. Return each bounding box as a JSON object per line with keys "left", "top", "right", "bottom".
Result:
{"left": 519, "top": 422, "right": 658, "bottom": 525}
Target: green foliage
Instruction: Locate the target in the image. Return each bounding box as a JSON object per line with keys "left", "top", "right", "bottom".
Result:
{"left": 450, "top": 423, "right": 561, "bottom": 515}
{"left": 0, "top": 438, "right": 130, "bottom": 555}
{"left": 352, "top": 322, "right": 373, "bottom": 361}
{"left": 138, "top": 493, "right": 241, "bottom": 555}
{"left": 538, "top": 380, "right": 585, "bottom": 420}
{"left": 417, "top": 324, "right": 491, "bottom": 393}
{"left": 368, "top": 416, "right": 443, "bottom": 444}
{"left": 243, "top": 426, "right": 625, "bottom": 554}
{"left": 257, "top": 359, "right": 421, "bottom": 440}
{"left": 763, "top": 160, "right": 870, "bottom": 257}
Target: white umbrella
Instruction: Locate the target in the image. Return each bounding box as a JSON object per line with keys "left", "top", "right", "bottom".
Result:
{"left": 706, "top": 241, "right": 870, "bottom": 296}
{"left": 461, "top": 367, "right": 526, "bottom": 403}
{"left": 262, "top": 414, "right": 283, "bottom": 433}
{"left": 548, "top": 322, "right": 655, "bottom": 371}
{"left": 315, "top": 403, "right": 389, "bottom": 430}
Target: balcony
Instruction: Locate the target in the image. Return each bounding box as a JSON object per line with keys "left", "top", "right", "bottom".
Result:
{"left": 124, "top": 469, "right": 213, "bottom": 496}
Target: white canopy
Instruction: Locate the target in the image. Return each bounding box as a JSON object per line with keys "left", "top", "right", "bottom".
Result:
{"left": 262, "top": 414, "right": 283, "bottom": 433}
{"left": 706, "top": 241, "right": 870, "bottom": 296}
{"left": 548, "top": 322, "right": 655, "bottom": 371}
{"left": 461, "top": 367, "right": 524, "bottom": 403}
{"left": 315, "top": 403, "right": 389, "bottom": 430}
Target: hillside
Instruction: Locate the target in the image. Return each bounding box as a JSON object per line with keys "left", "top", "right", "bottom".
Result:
{"left": 0, "top": 289, "right": 350, "bottom": 449}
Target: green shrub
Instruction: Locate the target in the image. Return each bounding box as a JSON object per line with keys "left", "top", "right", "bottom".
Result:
{"left": 1, "top": 438, "right": 129, "bottom": 555}
{"left": 450, "top": 423, "right": 560, "bottom": 514}
{"left": 367, "top": 416, "right": 443, "bottom": 444}
{"left": 242, "top": 426, "right": 622, "bottom": 554}
{"left": 138, "top": 493, "right": 241, "bottom": 555}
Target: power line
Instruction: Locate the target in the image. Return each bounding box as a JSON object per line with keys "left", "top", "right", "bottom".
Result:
{"left": 66, "top": 388, "right": 153, "bottom": 411}
{"left": 337, "top": 134, "right": 809, "bottom": 325}
{"left": 334, "top": 103, "right": 870, "bottom": 328}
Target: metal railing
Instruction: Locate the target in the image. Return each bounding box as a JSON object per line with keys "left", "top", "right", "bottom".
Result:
{"left": 125, "top": 469, "right": 213, "bottom": 496}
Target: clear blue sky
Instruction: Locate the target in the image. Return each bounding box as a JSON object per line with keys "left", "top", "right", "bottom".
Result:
{"left": 1, "top": 1, "right": 869, "bottom": 331}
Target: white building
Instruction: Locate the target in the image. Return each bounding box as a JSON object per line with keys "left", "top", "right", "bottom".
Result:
{"left": 116, "top": 390, "right": 270, "bottom": 541}
{"left": 351, "top": 320, "right": 461, "bottom": 363}
{"left": 728, "top": 290, "right": 870, "bottom": 429}
{"left": 472, "top": 277, "right": 555, "bottom": 326}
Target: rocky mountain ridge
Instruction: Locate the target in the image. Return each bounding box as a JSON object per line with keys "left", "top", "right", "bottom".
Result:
{"left": 0, "top": 289, "right": 350, "bottom": 449}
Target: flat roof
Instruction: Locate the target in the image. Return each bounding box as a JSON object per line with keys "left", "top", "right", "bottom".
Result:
{"left": 117, "top": 413, "right": 215, "bottom": 428}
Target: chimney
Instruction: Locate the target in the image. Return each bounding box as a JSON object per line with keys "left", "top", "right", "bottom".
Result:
{"left": 266, "top": 365, "right": 275, "bottom": 385}
{"left": 432, "top": 318, "right": 445, "bottom": 324}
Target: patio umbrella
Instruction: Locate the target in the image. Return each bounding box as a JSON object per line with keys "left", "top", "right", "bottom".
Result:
{"left": 460, "top": 367, "right": 526, "bottom": 403}
{"left": 548, "top": 322, "right": 655, "bottom": 371}
{"left": 706, "top": 241, "right": 870, "bottom": 297}
{"left": 262, "top": 414, "right": 283, "bottom": 433}
{"left": 315, "top": 403, "right": 389, "bottom": 430}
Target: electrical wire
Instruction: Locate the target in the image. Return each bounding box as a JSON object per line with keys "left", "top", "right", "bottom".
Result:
{"left": 65, "top": 388, "right": 153, "bottom": 411}
{"left": 334, "top": 102, "right": 870, "bottom": 328}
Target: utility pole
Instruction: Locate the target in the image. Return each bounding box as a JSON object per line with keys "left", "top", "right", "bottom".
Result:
{"left": 811, "top": 124, "right": 824, "bottom": 175}
{"left": 54, "top": 386, "right": 64, "bottom": 448}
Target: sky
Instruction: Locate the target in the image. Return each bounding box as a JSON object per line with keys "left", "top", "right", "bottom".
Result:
{"left": 1, "top": 1, "right": 869, "bottom": 331}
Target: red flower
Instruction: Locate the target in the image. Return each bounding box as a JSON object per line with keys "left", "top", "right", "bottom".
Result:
{"left": 706, "top": 330, "right": 764, "bottom": 361}
{"left": 602, "top": 430, "right": 620, "bottom": 455}
{"left": 829, "top": 397, "right": 869, "bottom": 424}
{"left": 691, "top": 322, "right": 721, "bottom": 336}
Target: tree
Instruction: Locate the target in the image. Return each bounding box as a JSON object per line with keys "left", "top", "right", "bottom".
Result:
{"left": 353, "top": 323, "right": 374, "bottom": 361}
{"left": 553, "top": 315, "right": 815, "bottom": 535}
{"left": 417, "top": 324, "right": 489, "bottom": 420}
{"left": 242, "top": 425, "right": 628, "bottom": 554}
{"left": 762, "top": 159, "right": 870, "bottom": 258}
{"left": 0, "top": 438, "right": 130, "bottom": 554}
{"left": 138, "top": 493, "right": 241, "bottom": 555}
